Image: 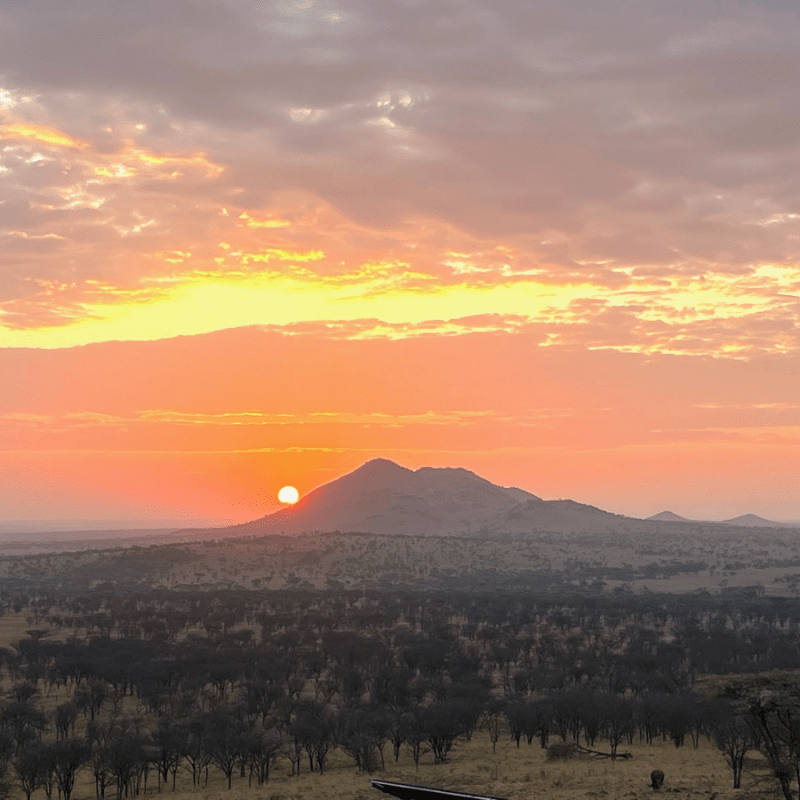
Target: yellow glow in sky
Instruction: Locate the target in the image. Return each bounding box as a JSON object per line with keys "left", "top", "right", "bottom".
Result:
{"left": 0, "top": 122, "right": 87, "bottom": 149}
{"left": 0, "top": 270, "right": 596, "bottom": 348}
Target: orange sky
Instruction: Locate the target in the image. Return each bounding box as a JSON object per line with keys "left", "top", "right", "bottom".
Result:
{"left": 2, "top": 0, "right": 800, "bottom": 523}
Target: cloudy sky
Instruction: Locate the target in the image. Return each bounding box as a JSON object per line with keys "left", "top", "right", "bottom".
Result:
{"left": 2, "top": 0, "right": 800, "bottom": 523}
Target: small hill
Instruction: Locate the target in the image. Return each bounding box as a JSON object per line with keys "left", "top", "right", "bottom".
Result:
{"left": 721, "top": 514, "right": 786, "bottom": 528}
{"left": 647, "top": 511, "right": 690, "bottom": 522}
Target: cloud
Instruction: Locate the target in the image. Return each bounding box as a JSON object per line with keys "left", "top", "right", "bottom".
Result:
{"left": 1, "top": 0, "right": 800, "bottom": 359}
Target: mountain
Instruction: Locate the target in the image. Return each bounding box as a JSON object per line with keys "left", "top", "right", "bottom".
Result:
{"left": 647, "top": 511, "right": 690, "bottom": 522}
{"left": 720, "top": 514, "right": 786, "bottom": 528}
{"left": 216, "top": 458, "right": 628, "bottom": 537}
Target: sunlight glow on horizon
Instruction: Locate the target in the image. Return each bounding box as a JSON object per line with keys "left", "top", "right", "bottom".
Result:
{"left": 3, "top": 0, "right": 800, "bottom": 522}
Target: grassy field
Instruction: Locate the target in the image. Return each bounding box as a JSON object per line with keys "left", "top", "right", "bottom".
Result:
{"left": 54, "top": 732, "right": 771, "bottom": 800}
{"left": 0, "top": 608, "right": 777, "bottom": 800}
{"left": 2, "top": 525, "right": 800, "bottom": 595}
{"left": 0, "top": 597, "right": 785, "bottom": 800}
{"left": 0, "top": 611, "right": 36, "bottom": 648}
{"left": 0, "top": 710, "right": 775, "bottom": 800}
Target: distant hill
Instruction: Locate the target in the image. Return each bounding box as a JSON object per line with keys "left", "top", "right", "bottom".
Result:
{"left": 647, "top": 511, "right": 690, "bottom": 522}
{"left": 208, "top": 458, "right": 632, "bottom": 537}
{"left": 175, "top": 459, "right": 798, "bottom": 540}
{"left": 219, "top": 459, "right": 541, "bottom": 536}
{"left": 721, "top": 514, "right": 786, "bottom": 528}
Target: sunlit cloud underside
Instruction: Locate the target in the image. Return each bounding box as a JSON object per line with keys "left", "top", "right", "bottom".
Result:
{"left": 2, "top": 259, "right": 799, "bottom": 358}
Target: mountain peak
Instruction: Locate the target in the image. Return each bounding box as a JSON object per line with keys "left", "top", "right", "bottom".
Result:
{"left": 223, "top": 458, "right": 553, "bottom": 536}
{"left": 361, "top": 457, "right": 407, "bottom": 469}
{"left": 647, "top": 511, "right": 689, "bottom": 522}
{"left": 355, "top": 458, "right": 413, "bottom": 476}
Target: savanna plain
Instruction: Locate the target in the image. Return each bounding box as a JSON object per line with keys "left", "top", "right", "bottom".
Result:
{"left": 1, "top": 520, "right": 799, "bottom": 800}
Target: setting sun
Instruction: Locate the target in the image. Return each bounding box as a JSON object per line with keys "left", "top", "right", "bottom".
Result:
{"left": 278, "top": 485, "right": 300, "bottom": 505}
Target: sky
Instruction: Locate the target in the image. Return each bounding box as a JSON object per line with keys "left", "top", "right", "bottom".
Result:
{"left": 2, "top": 0, "right": 800, "bottom": 524}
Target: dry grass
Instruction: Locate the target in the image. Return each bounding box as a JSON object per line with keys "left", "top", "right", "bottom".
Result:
{"left": 0, "top": 616, "right": 783, "bottom": 800}
{"left": 10, "top": 732, "right": 771, "bottom": 800}
{"left": 0, "top": 611, "right": 41, "bottom": 648}
{"left": 2, "top": 526, "right": 800, "bottom": 595}
{"left": 0, "top": 611, "right": 78, "bottom": 649}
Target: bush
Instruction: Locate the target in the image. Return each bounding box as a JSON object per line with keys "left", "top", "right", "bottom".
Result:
{"left": 547, "top": 742, "right": 578, "bottom": 760}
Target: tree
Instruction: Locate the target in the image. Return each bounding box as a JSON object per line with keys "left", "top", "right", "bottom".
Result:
{"left": 703, "top": 672, "right": 800, "bottom": 800}
{"left": 105, "top": 733, "right": 147, "bottom": 800}
{"left": 600, "top": 694, "right": 635, "bottom": 758}
{"left": 1, "top": 700, "right": 46, "bottom": 750}
{"left": 503, "top": 700, "right": 526, "bottom": 747}
{"left": 205, "top": 710, "right": 246, "bottom": 789}
{"left": 708, "top": 701, "right": 754, "bottom": 789}
{"left": 180, "top": 718, "right": 211, "bottom": 788}
{"left": 54, "top": 703, "right": 78, "bottom": 741}
{"left": 86, "top": 723, "right": 114, "bottom": 800}
{"left": 13, "top": 744, "right": 48, "bottom": 800}
{"left": 404, "top": 708, "right": 430, "bottom": 769}
{"left": 243, "top": 728, "right": 281, "bottom": 786}
{"left": 420, "top": 703, "right": 464, "bottom": 764}
{"left": 51, "top": 740, "right": 89, "bottom": 800}
{"left": 75, "top": 680, "right": 108, "bottom": 721}
{"left": 482, "top": 701, "right": 504, "bottom": 754}
{"left": 335, "top": 705, "right": 385, "bottom": 773}
{"left": 151, "top": 718, "right": 183, "bottom": 791}
{"left": 289, "top": 702, "right": 333, "bottom": 773}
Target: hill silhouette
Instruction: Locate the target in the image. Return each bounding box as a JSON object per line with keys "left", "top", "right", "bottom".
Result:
{"left": 215, "top": 458, "right": 630, "bottom": 537}
{"left": 647, "top": 511, "right": 690, "bottom": 522}
{"left": 721, "top": 513, "right": 786, "bottom": 528}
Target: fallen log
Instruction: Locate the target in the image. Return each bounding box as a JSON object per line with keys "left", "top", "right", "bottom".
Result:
{"left": 575, "top": 743, "right": 632, "bottom": 760}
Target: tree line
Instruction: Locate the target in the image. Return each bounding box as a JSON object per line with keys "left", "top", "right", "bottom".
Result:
{"left": 1, "top": 586, "right": 800, "bottom": 797}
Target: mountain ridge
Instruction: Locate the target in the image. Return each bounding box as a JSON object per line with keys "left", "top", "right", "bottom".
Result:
{"left": 213, "top": 458, "right": 624, "bottom": 537}
{"left": 179, "top": 459, "right": 796, "bottom": 539}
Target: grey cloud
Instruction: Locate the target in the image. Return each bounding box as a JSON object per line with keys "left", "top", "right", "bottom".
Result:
{"left": 3, "top": 0, "right": 800, "bottom": 310}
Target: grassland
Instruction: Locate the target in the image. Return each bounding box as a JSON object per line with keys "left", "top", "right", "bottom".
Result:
{"left": 0, "top": 611, "right": 782, "bottom": 800}
{"left": 19, "top": 731, "right": 769, "bottom": 800}
{"left": 1, "top": 523, "right": 800, "bottom": 596}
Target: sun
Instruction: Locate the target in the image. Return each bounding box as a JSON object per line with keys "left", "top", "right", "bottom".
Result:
{"left": 278, "top": 485, "right": 300, "bottom": 505}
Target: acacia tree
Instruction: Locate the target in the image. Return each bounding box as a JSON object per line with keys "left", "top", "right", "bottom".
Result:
{"left": 54, "top": 703, "right": 78, "bottom": 741}
{"left": 482, "top": 701, "right": 504, "bottom": 754}
{"left": 601, "top": 695, "right": 635, "bottom": 757}
{"left": 180, "top": 718, "right": 211, "bottom": 788}
{"left": 335, "top": 705, "right": 386, "bottom": 773}
{"left": 51, "top": 739, "right": 89, "bottom": 800}
{"left": 204, "top": 710, "right": 245, "bottom": 790}
{"left": 75, "top": 680, "right": 108, "bottom": 722}
{"left": 420, "top": 703, "right": 464, "bottom": 765}
{"left": 151, "top": 718, "right": 183, "bottom": 791}
{"left": 105, "top": 734, "right": 147, "bottom": 800}
{"left": 243, "top": 728, "right": 281, "bottom": 786}
{"left": 13, "top": 744, "right": 47, "bottom": 800}
{"left": 290, "top": 702, "right": 333, "bottom": 773}
{"left": 86, "top": 722, "right": 114, "bottom": 800}
{"left": 703, "top": 672, "right": 800, "bottom": 800}
{"left": 708, "top": 701, "right": 754, "bottom": 789}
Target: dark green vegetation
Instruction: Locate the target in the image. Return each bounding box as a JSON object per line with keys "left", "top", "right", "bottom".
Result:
{"left": 1, "top": 583, "right": 800, "bottom": 798}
